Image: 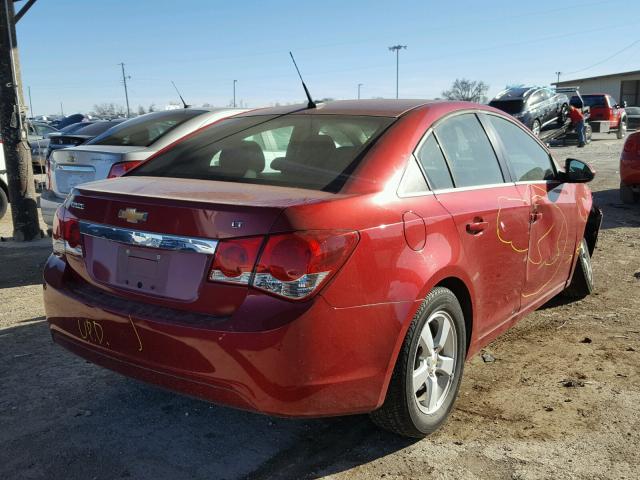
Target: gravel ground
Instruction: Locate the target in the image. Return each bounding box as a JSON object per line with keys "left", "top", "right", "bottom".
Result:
{"left": 0, "top": 133, "right": 638, "bottom": 480}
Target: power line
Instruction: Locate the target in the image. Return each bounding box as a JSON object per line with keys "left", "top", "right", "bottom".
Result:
{"left": 564, "top": 39, "right": 640, "bottom": 76}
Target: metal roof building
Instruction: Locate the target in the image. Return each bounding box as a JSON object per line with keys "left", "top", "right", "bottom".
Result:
{"left": 552, "top": 70, "right": 640, "bottom": 106}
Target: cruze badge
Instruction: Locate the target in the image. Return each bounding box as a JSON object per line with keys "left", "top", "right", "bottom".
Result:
{"left": 118, "top": 208, "right": 148, "bottom": 224}
{"left": 231, "top": 221, "right": 244, "bottom": 229}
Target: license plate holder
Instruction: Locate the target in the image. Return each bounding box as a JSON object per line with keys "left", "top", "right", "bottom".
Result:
{"left": 116, "top": 246, "right": 171, "bottom": 295}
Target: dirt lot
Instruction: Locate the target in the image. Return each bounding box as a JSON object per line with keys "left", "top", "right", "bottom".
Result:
{"left": 1, "top": 134, "right": 639, "bottom": 480}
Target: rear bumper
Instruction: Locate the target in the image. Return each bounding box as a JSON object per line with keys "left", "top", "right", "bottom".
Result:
{"left": 40, "top": 190, "right": 64, "bottom": 226}
{"left": 43, "top": 255, "right": 413, "bottom": 417}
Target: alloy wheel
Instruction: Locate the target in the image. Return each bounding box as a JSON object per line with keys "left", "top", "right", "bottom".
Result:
{"left": 413, "top": 310, "right": 457, "bottom": 415}
{"left": 580, "top": 242, "right": 593, "bottom": 286}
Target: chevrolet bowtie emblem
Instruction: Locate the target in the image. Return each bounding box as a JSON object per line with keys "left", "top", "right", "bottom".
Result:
{"left": 118, "top": 208, "right": 148, "bottom": 224}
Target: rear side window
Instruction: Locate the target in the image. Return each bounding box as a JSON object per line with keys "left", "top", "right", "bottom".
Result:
{"left": 416, "top": 135, "right": 453, "bottom": 190}
{"left": 434, "top": 114, "right": 504, "bottom": 188}
{"left": 131, "top": 114, "right": 393, "bottom": 193}
{"left": 485, "top": 115, "right": 555, "bottom": 181}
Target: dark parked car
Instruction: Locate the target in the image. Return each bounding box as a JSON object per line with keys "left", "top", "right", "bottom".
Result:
{"left": 489, "top": 87, "right": 569, "bottom": 137}
{"left": 46, "top": 120, "right": 124, "bottom": 160}
{"left": 625, "top": 106, "right": 640, "bottom": 130}
{"left": 51, "top": 113, "right": 86, "bottom": 130}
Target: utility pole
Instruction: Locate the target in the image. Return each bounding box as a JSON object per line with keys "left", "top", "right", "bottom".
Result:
{"left": 388, "top": 45, "right": 407, "bottom": 99}
{"left": 0, "top": 0, "right": 40, "bottom": 240}
{"left": 357, "top": 83, "right": 363, "bottom": 100}
{"left": 555, "top": 71, "right": 562, "bottom": 84}
{"left": 27, "top": 85, "right": 33, "bottom": 118}
{"left": 119, "top": 62, "right": 131, "bottom": 117}
{"left": 59, "top": 101, "right": 63, "bottom": 116}
{"left": 233, "top": 79, "right": 237, "bottom": 108}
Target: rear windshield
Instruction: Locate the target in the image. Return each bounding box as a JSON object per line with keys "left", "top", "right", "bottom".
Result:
{"left": 74, "top": 121, "right": 123, "bottom": 136}
{"left": 88, "top": 110, "right": 205, "bottom": 147}
{"left": 59, "top": 122, "right": 90, "bottom": 134}
{"left": 625, "top": 106, "right": 640, "bottom": 115}
{"left": 489, "top": 100, "right": 524, "bottom": 114}
{"left": 572, "top": 95, "right": 606, "bottom": 108}
{"left": 130, "top": 114, "right": 394, "bottom": 192}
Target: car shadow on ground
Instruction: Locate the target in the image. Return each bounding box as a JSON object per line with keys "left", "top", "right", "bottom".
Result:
{"left": 0, "top": 319, "right": 416, "bottom": 480}
{"left": 0, "top": 239, "right": 51, "bottom": 289}
{"left": 592, "top": 188, "right": 640, "bottom": 230}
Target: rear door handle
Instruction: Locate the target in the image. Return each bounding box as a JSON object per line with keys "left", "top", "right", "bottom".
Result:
{"left": 466, "top": 219, "right": 488, "bottom": 234}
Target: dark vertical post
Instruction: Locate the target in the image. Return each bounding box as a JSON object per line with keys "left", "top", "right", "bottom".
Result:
{"left": 0, "top": 0, "right": 40, "bottom": 240}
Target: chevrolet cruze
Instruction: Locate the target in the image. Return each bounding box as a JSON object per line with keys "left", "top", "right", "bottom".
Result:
{"left": 43, "top": 100, "right": 602, "bottom": 438}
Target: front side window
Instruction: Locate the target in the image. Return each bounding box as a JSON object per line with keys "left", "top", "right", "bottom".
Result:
{"left": 434, "top": 114, "right": 504, "bottom": 188}
{"left": 415, "top": 135, "right": 453, "bottom": 190}
{"left": 131, "top": 114, "right": 393, "bottom": 192}
{"left": 485, "top": 114, "right": 555, "bottom": 181}
{"left": 88, "top": 110, "right": 206, "bottom": 147}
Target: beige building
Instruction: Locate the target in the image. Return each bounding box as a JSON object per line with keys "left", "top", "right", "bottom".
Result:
{"left": 553, "top": 69, "right": 640, "bottom": 106}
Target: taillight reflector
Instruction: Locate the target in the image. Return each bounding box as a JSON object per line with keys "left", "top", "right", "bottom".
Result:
{"left": 208, "top": 237, "right": 263, "bottom": 285}
{"left": 108, "top": 160, "right": 143, "bottom": 179}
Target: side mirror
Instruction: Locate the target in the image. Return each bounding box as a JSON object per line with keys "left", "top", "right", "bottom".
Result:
{"left": 563, "top": 158, "right": 595, "bottom": 183}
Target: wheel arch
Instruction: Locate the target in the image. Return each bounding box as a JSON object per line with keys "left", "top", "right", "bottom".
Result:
{"left": 0, "top": 177, "right": 8, "bottom": 202}
{"left": 435, "top": 277, "right": 473, "bottom": 356}
{"left": 584, "top": 204, "right": 603, "bottom": 256}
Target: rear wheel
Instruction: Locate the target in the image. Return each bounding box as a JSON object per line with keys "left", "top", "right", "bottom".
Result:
{"left": 532, "top": 119, "right": 541, "bottom": 137}
{"left": 585, "top": 123, "right": 592, "bottom": 144}
{"left": 370, "top": 287, "right": 466, "bottom": 438}
{"left": 617, "top": 117, "right": 627, "bottom": 139}
{"left": 0, "top": 187, "right": 8, "bottom": 220}
{"left": 564, "top": 238, "right": 594, "bottom": 299}
{"left": 620, "top": 182, "right": 637, "bottom": 204}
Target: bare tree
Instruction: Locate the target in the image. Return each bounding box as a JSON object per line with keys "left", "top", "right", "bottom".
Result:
{"left": 90, "top": 103, "right": 126, "bottom": 118}
{"left": 442, "top": 79, "right": 489, "bottom": 103}
{"left": 148, "top": 103, "right": 156, "bottom": 112}
{"left": 137, "top": 105, "right": 146, "bottom": 116}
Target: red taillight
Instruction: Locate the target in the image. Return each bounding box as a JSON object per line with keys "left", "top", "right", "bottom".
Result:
{"left": 108, "top": 160, "right": 142, "bottom": 178}
{"left": 208, "top": 237, "right": 263, "bottom": 284}
{"left": 52, "top": 207, "right": 82, "bottom": 256}
{"left": 254, "top": 230, "right": 359, "bottom": 300}
{"left": 207, "top": 230, "right": 359, "bottom": 300}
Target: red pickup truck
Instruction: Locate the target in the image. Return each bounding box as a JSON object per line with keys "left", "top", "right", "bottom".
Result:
{"left": 571, "top": 94, "right": 627, "bottom": 139}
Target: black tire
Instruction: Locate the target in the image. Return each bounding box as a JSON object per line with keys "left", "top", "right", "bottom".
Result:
{"left": 558, "top": 104, "right": 569, "bottom": 126}
{"left": 532, "top": 119, "right": 541, "bottom": 137}
{"left": 620, "top": 182, "right": 637, "bottom": 204}
{"left": 0, "top": 187, "right": 8, "bottom": 220}
{"left": 370, "top": 287, "right": 466, "bottom": 438}
{"left": 617, "top": 117, "right": 627, "bottom": 139}
{"left": 564, "top": 238, "right": 594, "bottom": 299}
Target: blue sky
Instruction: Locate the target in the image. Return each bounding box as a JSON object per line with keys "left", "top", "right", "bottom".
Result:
{"left": 16, "top": 0, "right": 640, "bottom": 115}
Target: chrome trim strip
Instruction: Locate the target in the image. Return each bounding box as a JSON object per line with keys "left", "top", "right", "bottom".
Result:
{"left": 432, "top": 182, "right": 517, "bottom": 195}
{"left": 79, "top": 222, "right": 218, "bottom": 255}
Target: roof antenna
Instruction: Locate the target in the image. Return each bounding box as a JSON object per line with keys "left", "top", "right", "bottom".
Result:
{"left": 289, "top": 52, "right": 316, "bottom": 109}
{"left": 171, "top": 81, "right": 190, "bottom": 108}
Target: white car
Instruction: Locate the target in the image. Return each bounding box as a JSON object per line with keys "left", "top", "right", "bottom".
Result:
{"left": 40, "top": 108, "right": 246, "bottom": 226}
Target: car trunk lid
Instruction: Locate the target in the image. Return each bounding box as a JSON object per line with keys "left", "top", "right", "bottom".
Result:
{"left": 63, "top": 177, "right": 339, "bottom": 313}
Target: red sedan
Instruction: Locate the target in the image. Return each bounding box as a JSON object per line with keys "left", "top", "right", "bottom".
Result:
{"left": 621, "top": 131, "right": 640, "bottom": 203}
{"left": 43, "top": 100, "right": 602, "bottom": 438}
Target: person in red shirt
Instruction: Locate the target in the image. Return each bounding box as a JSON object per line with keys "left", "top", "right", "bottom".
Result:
{"left": 569, "top": 105, "right": 586, "bottom": 147}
